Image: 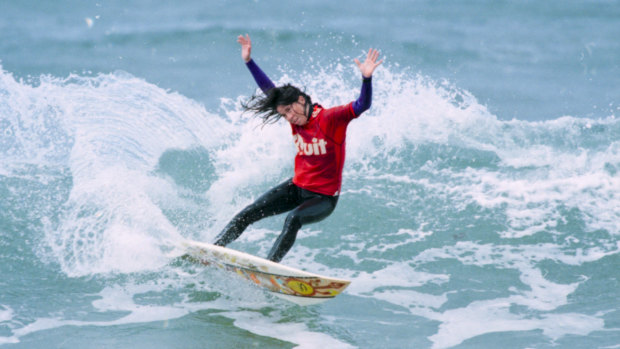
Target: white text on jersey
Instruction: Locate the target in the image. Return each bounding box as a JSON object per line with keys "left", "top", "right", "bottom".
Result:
{"left": 293, "top": 135, "right": 328, "bottom": 156}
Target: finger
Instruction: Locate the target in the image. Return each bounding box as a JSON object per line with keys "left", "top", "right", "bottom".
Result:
{"left": 370, "top": 49, "right": 380, "bottom": 62}
{"left": 365, "top": 48, "right": 376, "bottom": 63}
{"left": 354, "top": 58, "right": 361, "bottom": 68}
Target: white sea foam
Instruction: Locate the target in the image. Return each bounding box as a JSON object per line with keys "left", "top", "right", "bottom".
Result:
{"left": 3, "top": 58, "right": 618, "bottom": 348}
{"left": 0, "top": 305, "right": 12, "bottom": 323}
{"left": 400, "top": 241, "right": 611, "bottom": 347}
{"left": 5, "top": 71, "right": 228, "bottom": 276}
{"left": 365, "top": 228, "right": 434, "bottom": 253}
{"left": 0, "top": 305, "right": 17, "bottom": 344}
{"left": 4, "top": 284, "right": 213, "bottom": 345}
{"left": 429, "top": 304, "right": 604, "bottom": 349}
{"left": 3, "top": 274, "right": 348, "bottom": 347}
{"left": 327, "top": 238, "right": 611, "bottom": 348}
{"left": 349, "top": 261, "right": 449, "bottom": 295}
{"left": 222, "top": 310, "right": 355, "bottom": 349}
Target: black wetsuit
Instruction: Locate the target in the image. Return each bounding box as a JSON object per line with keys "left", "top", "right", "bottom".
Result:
{"left": 214, "top": 179, "right": 338, "bottom": 262}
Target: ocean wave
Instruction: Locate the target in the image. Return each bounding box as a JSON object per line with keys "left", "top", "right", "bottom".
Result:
{"left": 1, "top": 62, "right": 617, "bottom": 347}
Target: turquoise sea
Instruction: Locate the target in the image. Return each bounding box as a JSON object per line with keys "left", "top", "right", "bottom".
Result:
{"left": 1, "top": 1, "right": 619, "bottom": 348}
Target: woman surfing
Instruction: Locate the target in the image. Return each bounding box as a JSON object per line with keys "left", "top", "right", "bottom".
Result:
{"left": 214, "top": 34, "right": 382, "bottom": 262}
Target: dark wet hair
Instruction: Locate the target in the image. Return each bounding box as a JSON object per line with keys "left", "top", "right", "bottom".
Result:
{"left": 241, "top": 84, "right": 312, "bottom": 125}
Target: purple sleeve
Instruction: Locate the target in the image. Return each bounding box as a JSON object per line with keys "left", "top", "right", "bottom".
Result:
{"left": 352, "top": 77, "right": 372, "bottom": 116}
{"left": 246, "top": 59, "right": 276, "bottom": 94}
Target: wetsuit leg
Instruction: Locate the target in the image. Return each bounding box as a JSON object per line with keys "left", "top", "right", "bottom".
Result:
{"left": 267, "top": 192, "right": 338, "bottom": 262}
{"left": 213, "top": 179, "right": 298, "bottom": 246}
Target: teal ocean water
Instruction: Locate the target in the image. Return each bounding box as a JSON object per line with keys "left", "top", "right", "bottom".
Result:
{"left": 1, "top": 1, "right": 619, "bottom": 348}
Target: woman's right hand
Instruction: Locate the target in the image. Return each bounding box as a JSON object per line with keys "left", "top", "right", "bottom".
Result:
{"left": 237, "top": 34, "right": 252, "bottom": 63}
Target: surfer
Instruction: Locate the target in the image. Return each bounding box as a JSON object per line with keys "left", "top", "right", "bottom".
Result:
{"left": 214, "top": 34, "right": 382, "bottom": 262}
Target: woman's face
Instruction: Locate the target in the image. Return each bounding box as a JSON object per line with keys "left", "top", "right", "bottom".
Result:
{"left": 277, "top": 95, "right": 308, "bottom": 126}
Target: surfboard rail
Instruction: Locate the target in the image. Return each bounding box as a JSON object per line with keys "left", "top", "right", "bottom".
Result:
{"left": 182, "top": 240, "right": 350, "bottom": 306}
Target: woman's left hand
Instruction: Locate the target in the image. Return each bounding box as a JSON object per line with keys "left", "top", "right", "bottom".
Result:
{"left": 355, "top": 48, "right": 383, "bottom": 78}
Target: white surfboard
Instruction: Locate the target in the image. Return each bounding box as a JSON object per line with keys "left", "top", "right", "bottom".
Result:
{"left": 182, "top": 240, "right": 350, "bottom": 306}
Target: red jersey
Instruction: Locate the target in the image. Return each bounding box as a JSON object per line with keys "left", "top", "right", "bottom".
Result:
{"left": 291, "top": 102, "right": 358, "bottom": 196}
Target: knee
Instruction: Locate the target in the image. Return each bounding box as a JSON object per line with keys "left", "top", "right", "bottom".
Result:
{"left": 284, "top": 211, "right": 302, "bottom": 230}
{"left": 235, "top": 203, "right": 262, "bottom": 224}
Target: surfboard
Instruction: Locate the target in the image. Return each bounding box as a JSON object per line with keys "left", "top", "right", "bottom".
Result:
{"left": 182, "top": 240, "right": 350, "bottom": 306}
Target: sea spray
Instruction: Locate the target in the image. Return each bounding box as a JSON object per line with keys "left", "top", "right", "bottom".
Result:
{"left": 1, "top": 60, "right": 618, "bottom": 347}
